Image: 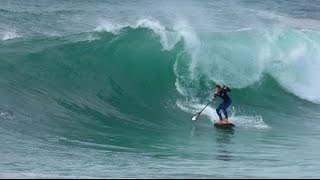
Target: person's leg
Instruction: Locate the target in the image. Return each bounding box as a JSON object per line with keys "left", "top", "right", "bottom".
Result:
{"left": 216, "top": 103, "right": 224, "bottom": 121}
{"left": 222, "top": 108, "right": 228, "bottom": 120}
{"left": 222, "top": 99, "right": 232, "bottom": 122}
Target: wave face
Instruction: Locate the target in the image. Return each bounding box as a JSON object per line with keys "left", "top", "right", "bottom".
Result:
{"left": 1, "top": 0, "right": 320, "bottom": 178}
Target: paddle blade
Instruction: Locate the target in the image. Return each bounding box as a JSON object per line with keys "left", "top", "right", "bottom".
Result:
{"left": 192, "top": 114, "right": 199, "bottom": 121}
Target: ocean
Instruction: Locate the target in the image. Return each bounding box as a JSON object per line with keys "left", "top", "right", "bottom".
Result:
{"left": 0, "top": 0, "right": 320, "bottom": 178}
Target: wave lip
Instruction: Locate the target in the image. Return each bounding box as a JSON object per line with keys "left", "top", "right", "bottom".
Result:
{"left": 94, "top": 19, "right": 181, "bottom": 51}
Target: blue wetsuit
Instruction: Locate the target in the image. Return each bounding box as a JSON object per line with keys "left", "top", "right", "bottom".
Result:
{"left": 214, "top": 86, "right": 232, "bottom": 120}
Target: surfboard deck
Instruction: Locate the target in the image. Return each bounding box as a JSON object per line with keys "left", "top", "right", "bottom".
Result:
{"left": 214, "top": 120, "right": 235, "bottom": 129}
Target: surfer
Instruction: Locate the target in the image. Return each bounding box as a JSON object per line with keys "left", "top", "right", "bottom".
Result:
{"left": 212, "top": 84, "right": 232, "bottom": 124}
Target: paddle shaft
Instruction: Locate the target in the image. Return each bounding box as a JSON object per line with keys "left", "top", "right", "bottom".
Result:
{"left": 199, "top": 100, "right": 212, "bottom": 114}
{"left": 196, "top": 99, "right": 213, "bottom": 116}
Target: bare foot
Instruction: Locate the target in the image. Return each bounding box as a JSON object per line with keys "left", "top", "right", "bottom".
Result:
{"left": 216, "top": 120, "right": 224, "bottom": 124}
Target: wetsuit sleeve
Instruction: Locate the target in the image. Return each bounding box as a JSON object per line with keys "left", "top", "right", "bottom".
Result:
{"left": 223, "top": 86, "right": 231, "bottom": 92}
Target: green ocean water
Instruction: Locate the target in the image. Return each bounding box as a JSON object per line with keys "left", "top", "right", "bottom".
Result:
{"left": 0, "top": 0, "right": 320, "bottom": 178}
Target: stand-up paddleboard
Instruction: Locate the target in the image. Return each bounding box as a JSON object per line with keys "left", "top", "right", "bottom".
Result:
{"left": 214, "top": 120, "right": 235, "bottom": 129}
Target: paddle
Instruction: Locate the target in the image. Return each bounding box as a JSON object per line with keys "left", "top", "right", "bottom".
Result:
{"left": 192, "top": 99, "right": 213, "bottom": 121}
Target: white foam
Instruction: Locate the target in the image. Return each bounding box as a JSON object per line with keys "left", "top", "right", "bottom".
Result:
{"left": 1, "top": 30, "right": 21, "bottom": 40}
{"left": 265, "top": 29, "right": 320, "bottom": 103}
{"left": 173, "top": 50, "right": 190, "bottom": 96}
{"left": 230, "top": 115, "right": 269, "bottom": 129}
{"left": 174, "top": 79, "right": 186, "bottom": 96}
{"left": 94, "top": 19, "right": 181, "bottom": 50}
{"left": 173, "top": 19, "right": 200, "bottom": 80}
{"left": 0, "top": 109, "right": 14, "bottom": 120}
{"left": 85, "top": 34, "right": 98, "bottom": 42}
{"left": 172, "top": 19, "right": 204, "bottom": 104}
{"left": 94, "top": 21, "right": 125, "bottom": 34}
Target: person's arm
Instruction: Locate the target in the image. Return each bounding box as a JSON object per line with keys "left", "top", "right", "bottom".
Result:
{"left": 223, "top": 84, "right": 231, "bottom": 92}
{"left": 211, "top": 92, "right": 218, "bottom": 100}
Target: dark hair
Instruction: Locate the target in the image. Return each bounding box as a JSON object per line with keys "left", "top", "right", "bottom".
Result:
{"left": 215, "top": 84, "right": 221, "bottom": 89}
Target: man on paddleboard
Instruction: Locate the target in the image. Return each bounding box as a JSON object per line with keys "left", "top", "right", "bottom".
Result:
{"left": 212, "top": 84, "right": 232, "bottom": 124}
